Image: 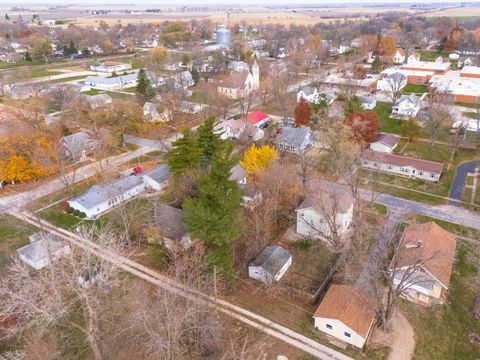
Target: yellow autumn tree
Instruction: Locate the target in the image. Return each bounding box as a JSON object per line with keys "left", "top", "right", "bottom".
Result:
{"left": 0, "top": 155, "right": 43, "bottom": 183}
{"left": 240, "top": 144, "right": 277, "bottom": 176}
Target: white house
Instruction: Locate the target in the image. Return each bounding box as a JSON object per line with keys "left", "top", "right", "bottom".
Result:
{"left": 362, "top": 150, "right": 444, "bottom": 182}
{"left": 449, "top": 52, "right": 460, "bottom": 61}
{"left": 274, "top": 126, "right": 312, "bottom": 154}
{"left": 215, "top": 119, "right": 264, "bottom": 141}
{"left": 175, "top": 71, "right": 195, "bottom": 88}
{"left": 90, "top": 61, "right": 132, "bottom": 74}
{"left": 313, "top": 284, "right": 376, "bottom": 349}
{"left": 359, "top": 95, "right": 377, "bottom": 110}
{"left": 369, "top": 133, "right": 399, "bottom": 153}
{"left": 390, "top": 222, "right": 456, "bottom": 306}
{"left": 68, "top": 176, "right": 146, "bottom": 219}
{"left": 143, "top": 164, "right": 171, "bottom": 191}
{"left": 407, "top": 52, "right": 421, "bottom": 64}
{"left": 17, "top": 232, "right": 70, "bottom": 270}
{"left": 248, "top": 246, "right": 292, "bottom": 284}
{"left": 297, "top": 87, "right": 336, "bottom": 105}
{"left": 84, "top": 73, "right": 138, "bottom": 90}
{"left": 376, "top": 70, "right": 407, "bottom": 94}
{"left": 85, "top": 94, "right": 113, "bottom": 109}
{"left": 217, "top": 61, "right": 260, "bottom": 99}
{"left": 143, "top": 102, "right": 171, "bottom": 122}
{"left": 391, "top": 94, "right": 421, "bottom": 118}
{"left": 295, "top": 188, "right": 354, "bottom": 241}
{"left": 393, "top": 48, "right": 405, "bottom": 64}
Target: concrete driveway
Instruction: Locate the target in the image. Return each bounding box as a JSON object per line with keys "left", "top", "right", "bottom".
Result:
{"left": 448, "top": 160, "right": 480, "bottom": 205}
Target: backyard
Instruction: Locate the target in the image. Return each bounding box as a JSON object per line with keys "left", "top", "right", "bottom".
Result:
{"left": 0, "top": 215, "right": 38, "bottom": 269}
{"left": 402, "top": 84, "right": 429, "bottom": 94}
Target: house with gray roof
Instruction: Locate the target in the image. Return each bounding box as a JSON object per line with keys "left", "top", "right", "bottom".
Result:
{"left": 274, "top": 126, "right": 312, "bottom": 154}
{"left": 369, "top": 133, "right": 400, "bottom": 153}
{"left": 60, "top": 131, "right": 99, "bottom": 161}
{"left": 84, "top": 73, "right": 138, "bottom": 90}
{"left": 229, "top": 163, "right": 248, "bottom": 185}
{"left": 392, "top": 94, "right": 421, "bottom": 119}
{"left": 360, "top": 95, "right": 377, "bottom": 110}
{"left": 248, "top": 246, "right": 292, "bottom": 284}
{"left": 17, "top": 232, "right": 70, "bottom": 270}
{"left": 153, "top": 204, "right": 191, "bottom": 250}
{"left": 143, "top": 164, "right": 171, "bottom": 191}
{"left": 68, "top": 176, "right": 146, "bottom": 219}
{"left": 85, "top": 93, "right": 113, "bottom": 109}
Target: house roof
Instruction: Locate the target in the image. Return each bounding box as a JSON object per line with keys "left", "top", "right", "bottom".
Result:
{"left": 220, "top": 70, "right": 249, "bottom": 89}
{"left": 247, "top": 111, "right": 269, "bottom": 124}
{"left": 314, "top": 284, "right": 376, "bottom": 338}
{"left": 371, "top": 133, "right": 399, "bottom": 148}
{"left": 229, "top": 163, "right": 248, "bottom": 182}
{"left": 70, "top": 175, "right": 144, "bottom": 210}
{"left": 296, "top": 187, "right": 354, "bottom": 215}
{"left": 276, "top": 126, "right": 311, "bottom": 148}
{"left": 61, "top": 131, "right": 98, "bottom": 156}
{"left": 396, "top": 48, "right": 405, "bottom": 57}
{"left": 299, "top": 86, "right": 317, "bottom": 96}
{"left": 17, "top": 233, "right": 68, "bottom": 265}
{"left": 85, "top": 73, "right": 137, "bottom": 86}
{"left": 360, "top": 95, "right": 376, "bottom": 105}
{"left": 395, "top": 94, "right": 420, "bottom": 107}
{"left": 144, "top": 164, "right": 171, "bottom": 184}
{"left": 394, "top": 222, "right": 456, "bottom": 288}
{"left": 85, "top": 94, "right": 112, "bottom": 108}
{"left": 250, "top": 246, "right": 292, "bottom": 275}
{"left": 362, "top": 150, "right": 444, "bottom": 174}
{"left": 154, "top": 205, "right": 186, "bottom": 241}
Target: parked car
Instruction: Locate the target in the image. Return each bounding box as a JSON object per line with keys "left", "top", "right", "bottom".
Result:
{"left": 131, "top": 166, "right": 145, "bottom": 175}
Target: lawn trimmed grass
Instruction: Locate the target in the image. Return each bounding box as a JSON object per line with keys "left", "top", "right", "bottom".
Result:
{"left": 187, "top": 90, "right": 210, "bottom": 104}
{"left": 420, "top": 50, "right": 447, "bottom": 62}
{"left": 464, "top": 111, "right": 480, "bottom": 120}
{"left": 39, "top": 206, "right": 83, "bottom": 229}
{"left": 0, "top": 215, "right": 38, "bottom": 268}
{"left": 401, "top": 241, "right": 480, "bottom": 360}
{"left": 413, "top": 214, "right": 480, "bottom": 238}
{"left": 83, "top": 88, "right": 105, "bottom": 96}
{"left": 402, "top": 84, "right": 429, "bottom": 94}
{"left": 116, "top": 56, "right": 144, "bottom": 69}
{"left": 122, "top": 86, "right": 138, "bottom": 93}
{"left": 370, "top": 102, "right": 404, "bottom": 135}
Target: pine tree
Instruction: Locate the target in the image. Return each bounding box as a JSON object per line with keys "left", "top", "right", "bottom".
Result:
{"left": 196, "top": 116, "right": 223, "bottom": 166}
{"left": 372, "top": 56, "right": 382, "bottom": 72}
{"left": 294, "top": 97, "right": 312, "bottom": 127}
{"left": 24, "top": 51, "right": 32, "bottom": 62}
{"left": 68, "top": 41, "right": 77, "bottom": 55}
{"left": 191, "top": 67, "right": 200, "bottom": 84}
{"left": 136, "top": 68, "right": 155, "bottom": 103}
{"left": 343, "top": 96, "right": 363, "bottom": 117}
{"left": 183, "top": 149, "right": 243, "bottom": 277}
{"left": 167, "top": 129, "right": 200, "bottom": 176}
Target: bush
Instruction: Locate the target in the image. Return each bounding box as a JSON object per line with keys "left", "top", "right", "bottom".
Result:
{"left": 78, "top": 212, "right": 86, "bottom": 218}
{"left": 67, "top": 207, "right": 74, "bottom": 214}
{"left": 59, "top": 200, "right": 69, "bottom": 213}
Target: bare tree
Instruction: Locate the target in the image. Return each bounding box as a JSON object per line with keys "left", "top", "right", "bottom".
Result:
{"left": 384, "top": 72, "right": 407, "bottom": 103}
{"left": 425, "top": 89, "right": 454, "bottom": 149}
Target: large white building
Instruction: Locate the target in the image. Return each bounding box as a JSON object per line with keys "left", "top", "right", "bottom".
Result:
{"left": 217, "top": 61, "right": 260, "bottom": 99}
{"left": 90, "top": 61, "right": 132, "bottom": 74}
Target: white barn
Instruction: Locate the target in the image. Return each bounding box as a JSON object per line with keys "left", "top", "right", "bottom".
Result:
{"left": 248, "top": 246, "right": 292, "bottom": 284}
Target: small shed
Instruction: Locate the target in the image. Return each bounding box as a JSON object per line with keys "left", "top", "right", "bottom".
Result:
{"left": 229, "top": 163, "right": 248, "bottom": 185}
{"left": 369, "top": 133, "right": 400, "bottom": 153}
{"left": 153, "top": 205, "right": 191, "bottom": 250}
{"left": 17, "top": 232, "right": 70, "bottom": 270}
{"left": 248, "top": 246, "right": 292, "bottom": 284}
{"left": 143, "top": 164, "right": 171, "bottom": 191}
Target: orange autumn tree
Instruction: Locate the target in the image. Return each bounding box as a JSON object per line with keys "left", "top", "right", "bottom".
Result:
{"left": 344, "top": 111, "right": 380, "bottom": 144}
{"left": 294, "top": 97, "right": 311, "bottom": 127}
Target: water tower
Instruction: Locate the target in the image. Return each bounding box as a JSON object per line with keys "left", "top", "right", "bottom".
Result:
{"left": 217, "top": 26, "right": 231, "bottom": 49}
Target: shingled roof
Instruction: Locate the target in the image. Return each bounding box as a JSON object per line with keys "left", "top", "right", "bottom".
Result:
{"left": 296, "top": 187, "right": 354, "bottom": 215}
{"left": 220, "top": 70, "right": 249, "bottom": 89}
{"left": 371, "top": 133, "right": 400, "bottom": 148}
{"left": 314, "top": 284, "right": 376, "bottom": 338}
{"left": 362, "top": 150, "right": 444, "bottom": 174}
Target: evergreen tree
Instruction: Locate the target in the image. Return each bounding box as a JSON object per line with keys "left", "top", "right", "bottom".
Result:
{"left": 372, "top": 56, "right": 382, "bottom": 72}
{"left": 24, "top": 51, "right": 32, "bottom": 62}
{"left": 68, "top": 41, "right": 77, "bottom": 55}
{"left": 181, "top": 54, "right": 191, "bottom": 66}
{"left": 5, "top": 13, "right": 10, "bottom": 21}
{"left": 183, "top": 148, "right": 243, "bottom": 277}
{"left": 196, "top": 116, "right": 223, "bottom": 166}
{"left": 191, "top": 67, "right": 200, "bottom": 84}
{"left": 167, "top": 129, "right": 200, "bottom": 176}
{"left": 343, "top": 95, "right": 363, "bottom": 117}
{"left": 136, "top": 68, "right": 155, "bottom": 103}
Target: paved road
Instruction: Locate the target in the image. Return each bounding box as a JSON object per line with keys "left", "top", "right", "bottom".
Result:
{"left": 14, "top": 210, "right": 352, "bottom": 360}
{"left": 448, "top": 160, "right": 480, "bottom": 205}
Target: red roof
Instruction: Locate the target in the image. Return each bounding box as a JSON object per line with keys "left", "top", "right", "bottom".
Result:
{"left": 247, "top": 111, "right": 269, "bottom": 124}
{"left": 396, "top": 48, "right": 405, "bottom": 56}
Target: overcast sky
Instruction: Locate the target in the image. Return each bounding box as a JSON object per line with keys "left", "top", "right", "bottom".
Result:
{"left": 5, "top": 0, "right": 467, "bottom": 5}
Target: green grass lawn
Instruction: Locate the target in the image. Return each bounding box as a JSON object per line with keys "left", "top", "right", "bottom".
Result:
{"left": 83, "top": 88, "right": 105, "bottom": 96}
{"left": 402, "top": 84, "right": 429, "bottom": 94}
{"left": 370, "top": 102, "right": 404, "bottom": 135}
{"left": 420, "top": 50, "right": 447, "bottom": 62}
{"left": 28, "top": 69, "right": 62, "bottom": 78}
{"left": 0, "top": 215, "right": 38, "bottom": 268}
{"left": 116, "top": 56, "right": 144, "bottom": 69}
{"left": 401, "top": 241, "right": 480, "bottom": 360}
{"left": 39, "top": 206, "right": 83, "bottom": 229}
{"left": 187, "top": 90, "right": 210, "bottom": 104}
{"left": 464, "top": 111, "right": 480, "bottom": 120}
{"left": 122, "top": 86, "right": 138, "bottom": 93}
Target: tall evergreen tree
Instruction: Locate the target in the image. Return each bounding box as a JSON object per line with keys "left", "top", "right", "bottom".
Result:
{"left": 167, "top": 129, "right": 200, "bottom": 176}
{"left": 24, "top": 51, "right": 32, "bottom": 62}
{"left": 136, "top": 68, "right": 155, "bottom": 103}
{"left": 196, "top": 116, "right": 223, "bottom": 166}
{"left": 68, "top": 41, "right": 77, "bottom": 55}
{"left": 183, "top": 148, "right": 243, "bottom": 277}
{"left": 191, "top": 67, "right": 200, "bottom": 84}
{"left": 343, "top": 96, "right": 363, "bottom": 117}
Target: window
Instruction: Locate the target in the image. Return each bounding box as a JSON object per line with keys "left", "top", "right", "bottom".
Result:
{"left": 363, "top": 160, "right": 368, "bottom": 165}
{"left": 418, "top": 170, "right": 423, "bottom": 176}
{"left": 344, "top": 332, "right": 351, "bottom": 338}
{"left": 387, "top": 165, "right": 393, "bottom": 170}
{"left": 373, "top": 162, "right": 378, "bottom": 167}
{"left": 400, "top": 167, "right": 409, "bottom": 173}
{"left": 326, "top": 324, "right": 332, "bottom": 330}
{"left": 431, "top": 173, "right": 437, "bottom": 178}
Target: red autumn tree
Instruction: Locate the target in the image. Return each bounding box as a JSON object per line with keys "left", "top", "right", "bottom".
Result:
{"left": 444, "top": 26, "right": 464, "bottom": 52}
{"left": 345, "top": 111, "right": 380, "bottom": 143}
{"left": 294, "top": 97, "right": 312, "bottom": 127}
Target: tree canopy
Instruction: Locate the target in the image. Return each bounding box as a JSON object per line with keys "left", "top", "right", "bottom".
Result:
{"left": 294, "top": 97, "right": 312, "bottom": 127}
{"left": 344, "top": 111, "right": 380, "bottom": 143}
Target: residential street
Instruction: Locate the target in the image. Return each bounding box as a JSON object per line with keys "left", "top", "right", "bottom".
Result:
{"left": 448, "top": 160, "right": 480, "bottom": 205}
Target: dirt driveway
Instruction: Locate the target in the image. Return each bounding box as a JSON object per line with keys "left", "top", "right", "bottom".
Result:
{"left": 371, "top": 309, "right": 415, "bottom": 360}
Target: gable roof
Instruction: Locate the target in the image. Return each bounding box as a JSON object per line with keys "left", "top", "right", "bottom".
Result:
{"left": 362, "top": 150, "right": 444, "bottom": 174}
{"left": 276, "top": 126, "right": 311, "bottom": 148}
{"left": 154, "top": 205, "right": 186, "bottom": 241}
{"left": 314, "top": 284, "right": 376, "bottom": 338}
{"left": 17, "top": 233, "right": 68, "bottom": 265}
{"left": 394, "top": 222, "right": 456, "bottom": 288}
{"left": 220, "top": 70, "right": 249, "bottom": 89}
{"left": 360, "top": 95, "right": 376, "bottom": 105}
{"left": 247, "top": 111, "right": 269, "bottom": 124}
{"left": 229, "top": 163, "right": 248, "bottom": 182}
{"left": 396, "top": 48, "right": 405, "bottom": 57}
{"left": 250, "top": 246, "right": 292, "bottom": 275}
{"left": 61, "top": 131, "right": 98, "bottom": 156}
{"left": 296, "top": 187, "right": 354, "bottom": 215}
{"left": 371, "top": 133, "right": 399, "bottom": 148}
{"left": 144, "top": 164, "right": 171, "bottom": 184}
{"left": 299, "top": 86, "right": 317, "bottom": 96}
{"left": 396, "top": 93, "right": 420, "bottom": 107}
{"left": 70, "top": 176, "right": 144, "bottom": 209}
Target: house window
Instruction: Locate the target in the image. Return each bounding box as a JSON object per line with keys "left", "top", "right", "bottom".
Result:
{"left": 400, "top": 167, "right": 409, "bottom": 173}
{"left": 363, "top": 160, "right": 368, "bottom": 165}
{"left": 326, "top": 324, "right": 332, "bottom": 330}
{"left": 344, "top": 332, "right": 351, "bottom": 338}
{"left": 430, "top": 173, "right": 437, "bottom": 178}
{"left": 373, "top": 162, "right": 378, "bottom": 167}
{"left": 387, "top": 165, "right": 393, "bottom": 170}
{"left": 418, "top": 170, "right": 423, "bottom": 176}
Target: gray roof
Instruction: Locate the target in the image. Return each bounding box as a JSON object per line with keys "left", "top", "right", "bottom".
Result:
{"left": 154, "top": 205, "right": 186, "bottom": 241}
{"left": 70, "top": 176, "right": 144, "bottom": 209}
{"left": 396, "top": 93, "right": 420, "bottom": 107}
{"left": 85, "top": 93, "right": 112, "bottom": 107}
{"left": 299, "top": 86, "right": 316, "bottom": 96}
{"left": 250, "top": 246, "right": 292, "bottom": 275}
{"left": 85, "top": 73, "right": 138, "bottom": 86}
{"left": 360, "top": 95, "right": 376, "bottom": 105}
{"left": 144, "top": 164, "right": 171, "bottom": 183}
{"left": 373, "top": 133, "right": 399, "bottom": 148}
{"left": 296, "top": 187, "right": 355, "bottom": 214}
{"left": 17, "top": 233, "right": 68, "bottom": 264}
{"left": 61, "top": 131, "right": 98, "bottom": 157}
{"left": 276, "top": 126, "right": 312, "bottom": 148}
{"left": 229, "top": 163, "right": 247, "bottom": 182}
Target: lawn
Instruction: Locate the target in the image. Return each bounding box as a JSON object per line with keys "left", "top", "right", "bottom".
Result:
{"left": 187, "top": 90, "right": 210, "bottom": 104}
{"left": 28, "top": 69, "right": 62, "bottom": 78}
{"left": 464, "top": 111, "right": 480, "bottom": 120}
{"left": 400, "top": 241, "right": 480, "bottom": 360}
{"left": 116, "top": 56, "right": 144, "bottom": 69}
{"left": 104, "top": 91, "right": 135, "bottom": 100}
{"left": 370, "top": 102, "right": 404, "bottom": 135}
{"left": 122, "top": 86, "right": 138, "bottom": 93}
{"left": 402, "top": 84, "right": 429, "bottom": 94}
{"left": 420, "top": 50, "right": 447, "bottom": 62}
{"left": 83, "top": 88, "right": 105, "bottom": 96}
{"left": 0, "top": 215, "right": 38, "bottom": 268}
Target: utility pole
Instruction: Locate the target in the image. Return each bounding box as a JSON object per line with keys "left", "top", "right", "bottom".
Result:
{"left": 213, "top": 265, "right": 217, "bottom": 302}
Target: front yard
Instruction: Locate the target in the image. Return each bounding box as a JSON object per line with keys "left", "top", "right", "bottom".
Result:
{"left": 370, "top": 103, "right": 404, "bottom": 135}
{"left": 0, "top": 215, "right": 38, "bottom": 269}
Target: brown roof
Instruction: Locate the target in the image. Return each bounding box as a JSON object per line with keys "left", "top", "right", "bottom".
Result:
{"left": 394, "top": 222, "right": 456, "bottom": 288}
{"left": 362, "top": 150, "right": 444, "bottom": 174}
{"left": 297, "top": 187, "right": 354, "bottom": 214}
{"left": 372, "top": 133, "right": 399, "bottom": 148}
{"left": 220, "top": 70, "right": 249, "bottom": 89}
{"left": 314, "top": 284, "right": 376, "bottom": 337}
